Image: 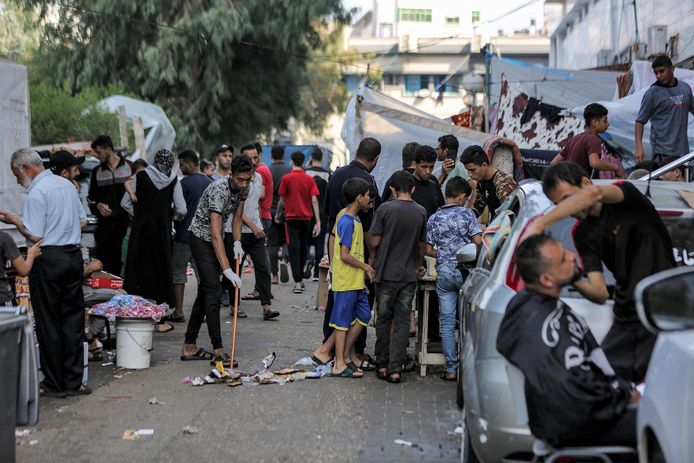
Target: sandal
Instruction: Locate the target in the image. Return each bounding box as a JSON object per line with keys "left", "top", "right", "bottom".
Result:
{"left": 263, "top": 310, "right": 280, "bottom": 320}
{"left": 330, "top": 366, "right": 363, "bottom": 378}
{"left": 180, "top": 348, "right": 214, "bottom": 361}
{"left": 311, "top": 355, "right": 333, "bottom": 366}
{"left": 210, "top": 353, "right": 238, "bottom": 369}
{"left": 166, "top": 315, "right": 186, "bottom": 323}
{"left": 403, "top": 358, "right": 417, "bottom": 373}
{"left": 387, "top": 371, "right": 401, "bottom": 384}
{"left": 376, "top": 368, "right": 388, "bottom": 381}
{"left": 347, "top": 361, "right": 364, "bottom": 374}
{"left": 156, "top": 323, "right": 175, "bottom": 333}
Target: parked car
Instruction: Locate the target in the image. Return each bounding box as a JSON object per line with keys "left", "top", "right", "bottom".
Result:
{"left": 457, "top": 179, "right": 694, "bottom": 463}
{"left": 635, "top": 266, "right": 694, "bottom": 463}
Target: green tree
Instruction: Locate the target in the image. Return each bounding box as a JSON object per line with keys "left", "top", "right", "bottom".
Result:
{"left": 17, "top": 0, "right": 350, "bottom": 151}
{"left": 0, "top": 1, "right": 39, "bottom": 61}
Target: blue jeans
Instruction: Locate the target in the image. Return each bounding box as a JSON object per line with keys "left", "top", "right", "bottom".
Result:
{"left": 436, "top": 265, "right": 463, "bottom": 374}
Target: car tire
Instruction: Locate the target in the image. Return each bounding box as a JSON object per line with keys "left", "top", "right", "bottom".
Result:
{"left": 461, "top": 412, "right": 479, "bottom": 463}
{"left": 651, "top": 443, "right": 666, "bottom": 463}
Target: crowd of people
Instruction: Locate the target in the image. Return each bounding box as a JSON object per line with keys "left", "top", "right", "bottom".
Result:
{"left": 0, "top": 54, "right": 691, "bottom": 451}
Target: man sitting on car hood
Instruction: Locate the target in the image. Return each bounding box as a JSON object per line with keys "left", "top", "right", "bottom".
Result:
{"left": 497, "top": 235, "right": 639, "bottom": 447}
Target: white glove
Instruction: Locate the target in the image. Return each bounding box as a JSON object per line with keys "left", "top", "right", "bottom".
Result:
{"left": 223, "top": 268, "right": 242, "bottom": 288}
{"left": 233, "top": 240, "right": 244, "bottom": 261}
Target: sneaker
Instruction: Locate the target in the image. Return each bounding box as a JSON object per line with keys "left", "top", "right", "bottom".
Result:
{"left": 293, "top": 283, "right": 303, "bottom": 294}
{"left": 66, "top": 385, "right": 92, "bottom": 396}
{"left": 279, "top": 260, "right": 289, "bottom": 283}
{"left": 300, "top": 282, "right": 305, "bottom": 292}
{"left": 303, "top": 259, "right": 314, "bottom": 280}
{"left": 271, "top": 275, "right": 279, "bottom": 285}
{"left": 221, "top": 290, "right": 230, "bottom": 306}
{"left": 312, "top": 276, "right": 319, "bottom": 282}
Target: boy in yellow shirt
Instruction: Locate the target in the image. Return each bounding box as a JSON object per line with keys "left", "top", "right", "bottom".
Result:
{"left": 317, "top": 178, "right": 374, "bottom": 378}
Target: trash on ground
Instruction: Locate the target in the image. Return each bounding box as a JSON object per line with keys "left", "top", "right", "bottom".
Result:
{"left": 181, "top": 376, "right": 193, "bottom": 384}
{"left": 15, "top": 429, "right": 31, "bottom": 437}
{"left": 29, "top": 440, "right": 38, "bottom": 445}
{"left": 105, "top": 395, "right": 132, "bottom": 399}
{"left": 101, "top": 362, "right": 114, "bottom": 366}
{"left": 394, "top": 439, "right": 418, "bottom": 448}
{"left": 148, "top": 397, "right": 166, "bottom": 405}
{"left": 113, "top": 375, "right": 123, "bottom": 379}
{"left": 294, "top": 356, "right": 316, "bottom": 367}
{"left": 402, "top": 410, "right": 415, "bottom": 414}
{"left": 262, "top": 352, "right": 276, "bottom": 369}
{"left": 191, "top": 377, "right": 205, "bottom": 386}
{"left": 182, "top": 425, "right": 199, "bottom": 434}
{"left": 275, "top": 367, "right": 300, "bottom": 375}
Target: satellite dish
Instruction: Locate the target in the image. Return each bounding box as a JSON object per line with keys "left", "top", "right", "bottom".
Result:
{"left": 462, "top": 73, "right": 484, "bottom": 93}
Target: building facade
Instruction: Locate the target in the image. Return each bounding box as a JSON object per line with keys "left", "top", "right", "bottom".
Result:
{"left": 550, "top": 0, "right": 694, "bottom": 70}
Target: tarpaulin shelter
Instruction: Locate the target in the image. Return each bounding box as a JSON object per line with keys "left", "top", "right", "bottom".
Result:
{"left": 97, "top": 96, "right": 176, "bottom": 162}
{"left": 0, "top": 58, "right": 30, "bottom": 227}
{"left": 341, "top": 86, "right": 495, "bottom": 193}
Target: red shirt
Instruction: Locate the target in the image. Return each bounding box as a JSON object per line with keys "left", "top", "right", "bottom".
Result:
{"left": 256, "top": 163, "right": 273, "bottom": 220}
{"left": 278, "top": 169, "right": 319, "bottom": 220}
{"left": 559, "top": 131, "right": 603, "bottom": 177}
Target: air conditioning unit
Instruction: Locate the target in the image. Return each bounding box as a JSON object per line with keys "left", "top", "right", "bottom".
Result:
{"left": 597, "top": 49, "right": 612, "bottom": 67}
{"left": 649, "top": 25, "right": 668, "bottom": 55}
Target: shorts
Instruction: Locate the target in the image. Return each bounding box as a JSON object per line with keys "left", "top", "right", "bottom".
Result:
{"left": 329, "top": 289, "right": 371, "bottom": 331}
{"left": 172, "top": 240, "right": 197, "bottom": 285}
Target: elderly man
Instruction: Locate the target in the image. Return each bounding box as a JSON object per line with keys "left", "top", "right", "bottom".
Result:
{"left": 0, "top": 148, "right": 89, "bottom": 397}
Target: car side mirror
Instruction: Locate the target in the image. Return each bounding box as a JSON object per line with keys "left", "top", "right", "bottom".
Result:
{"left": 635, "top": 267, "right": 694, "bottom": 333}
{"left": 456, "top": 243, "right": 478, "bottom": 264}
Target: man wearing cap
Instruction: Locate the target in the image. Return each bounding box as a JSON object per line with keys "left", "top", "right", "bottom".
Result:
{"left": 50, "top": 150, "right": 85, "bottom": 190}
{"left": 87, "top": 135, "right": 133, "bottom": 276}
{"left": 0, "top": 148, "right": 89, "bottom": 397}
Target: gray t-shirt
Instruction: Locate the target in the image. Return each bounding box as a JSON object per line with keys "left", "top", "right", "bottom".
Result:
{"left": 636, "top": 79, "right": 694, "bottom": 156}
{"left": 0, "top": 231, "right": 20, "bottom": 304}
{"left": 370, "top": 199, "right": 427, "bottom": 283}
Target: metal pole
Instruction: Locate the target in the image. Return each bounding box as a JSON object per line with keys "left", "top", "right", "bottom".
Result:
{"left": 632, "top": 0, "right": 641, "bottom": 57}
{"left": 638, "top": 151, "right": 694, "bottom": 180}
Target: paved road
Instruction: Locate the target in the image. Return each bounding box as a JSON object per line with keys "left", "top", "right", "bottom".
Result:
{"left": 16, "top": 273, "right": 463, "bottom": 462}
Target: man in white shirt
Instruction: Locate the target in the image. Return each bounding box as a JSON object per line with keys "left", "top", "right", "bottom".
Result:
{"left": 0, "top": 148, "right": 89, "bottom": 397}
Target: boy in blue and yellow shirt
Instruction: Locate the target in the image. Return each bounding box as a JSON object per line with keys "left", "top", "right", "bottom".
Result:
{"left": 321, "top": 178, "right": 374, "bottom": 378}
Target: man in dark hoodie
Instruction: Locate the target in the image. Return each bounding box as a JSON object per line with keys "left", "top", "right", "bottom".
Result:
{"left": 497, "top": 234, "right": 639, "bottom": 447}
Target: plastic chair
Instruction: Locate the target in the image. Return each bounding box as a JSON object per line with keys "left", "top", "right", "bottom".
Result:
{"left": 505, "top": 363, "right": 637, "bottom": 463}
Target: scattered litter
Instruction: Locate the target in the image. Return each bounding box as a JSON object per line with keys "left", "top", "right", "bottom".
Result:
{"left": 182, "top": 425, "right": 199, "bottom": 435}
{"left": 191, "top": 377, "right": 205, "bottom": 386}
{"left": 275, "top": 367, "right": 300, "bottom": 375}
{"left": 113, "top": 375, "right": 123, "bottom": 379}
{"left": 402, "top": 410, "right": 415, "bottom": 415}
{"left": 105, "top": 395, "right": 132, "bottom": 399}
{"left": 294, "top": 356, "right": 317, "bottom": 367}
{"left": 122, "top": 428, "right": 155, "bottom": 440}
{"left": 447, "top": 426, "right": 465, "bottom": 437}
{"left": 148, "top": 397, "right": 166, "bottom": 405}
{"left": 394, "top": 439, "right": 418, "bottom": 448}
{"left": 262, "top": 352, "right": 276, "bottom": 369}
{"left": 314, "top": 364, "right": 332, "bottom": 377}
{"left": 29, "top": 440, "right": 38, "bottom": 446}
{"left": 56, "top": 406, "right": 68, "bottom": 414}
{"left": 180, "top": 376, "right": 193, "bottom": 384}
{"left": 15, "top": 429, "right": 31, "bottom": 437}
{"left": 101, "top": 362, "right": 114, "bottom": 366}
{"left": 291, "top": 305, "right": 303, "bottom": 310}
{"left": 225, "top": 321, "right": 231, "bottom": 324}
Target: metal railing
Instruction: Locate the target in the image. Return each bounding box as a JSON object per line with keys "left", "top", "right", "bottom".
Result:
{"left": 638, "top": 151, "right": 694, "bottom": 180}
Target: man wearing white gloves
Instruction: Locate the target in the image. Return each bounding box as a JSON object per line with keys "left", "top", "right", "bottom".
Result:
{"left": 181, "top": 155, "right": 253, "bottom": 368}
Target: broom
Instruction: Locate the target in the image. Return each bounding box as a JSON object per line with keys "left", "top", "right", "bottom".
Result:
{"left": 229, "top": 258, "right": 241, "bottom": 370}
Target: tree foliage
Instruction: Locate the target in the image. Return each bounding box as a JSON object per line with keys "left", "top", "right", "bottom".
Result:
{"left": 17, "top": 0, "right": 350, "bottom": 151}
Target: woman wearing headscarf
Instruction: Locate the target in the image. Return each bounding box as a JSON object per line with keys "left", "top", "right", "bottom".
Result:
{"left": 122, "top": 149, "right": 186, "bottom": 333}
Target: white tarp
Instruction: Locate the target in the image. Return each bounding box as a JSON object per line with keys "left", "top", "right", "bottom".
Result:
{"left": 0, "top": 58, "right": 30, "bottom": 222}
{"left": 571, "top": 62, "right": 694, "bottom": 158}
{"left": 97, "top": 96, "right": 175, "bottom": 161}
{"left": 341, "top": 87, "right": 491, "bottom": 192}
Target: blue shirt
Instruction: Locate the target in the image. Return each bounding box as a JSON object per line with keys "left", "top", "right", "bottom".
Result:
{"left": 175, "top": 172, "right": 212, "bottom": 243}
{"left": 426, "top": 204, "right": 482, "bottom": 270}
{"left": 23, "top": 170, "right": 86, "bottom": 246}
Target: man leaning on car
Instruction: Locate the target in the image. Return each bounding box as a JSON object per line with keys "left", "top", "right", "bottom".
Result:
{"left": 497, "top": 235, "right": 639, "bottom": 447}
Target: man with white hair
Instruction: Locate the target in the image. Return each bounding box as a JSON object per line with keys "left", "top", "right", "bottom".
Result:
{"left": 0, "top": 148, "right": 89, "bottom": 397}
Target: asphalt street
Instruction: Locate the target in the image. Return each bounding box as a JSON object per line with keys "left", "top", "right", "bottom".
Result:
{"left": 16, "top": 272, "right": 463, "bottom": 462}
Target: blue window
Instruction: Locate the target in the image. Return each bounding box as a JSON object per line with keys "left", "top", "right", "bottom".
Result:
{"left": 405, "top": 75, "right": 422, "bottom": 94}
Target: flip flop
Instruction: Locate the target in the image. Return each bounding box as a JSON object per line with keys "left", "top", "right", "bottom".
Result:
{"left": 331, "top": 366, "right": 363, "bottom": 378}
{"left": 166, "top": 315, "right": 186, "bottom": 323}
{"left": 311, "top": 355, "right": 333, "bottom": 366}
{"left": 156, "top": 323, "right": 174, "bottom": 333}
{"left": 180, "top": 348, "right": 214, "bottom": 361}
{"left": 387, "top": 372, "right": 401, "bottom": 384}
{"left": 347, "top": 361, "right": 364, "bottom": 373}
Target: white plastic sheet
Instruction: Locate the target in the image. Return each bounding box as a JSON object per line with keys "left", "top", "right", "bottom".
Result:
{"left": 341, "top": 87, "right": 490, "bottom": 193}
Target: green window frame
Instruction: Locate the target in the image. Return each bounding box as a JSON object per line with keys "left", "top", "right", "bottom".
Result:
{"left": 398, "top": 8, "right": 432, "bottom": 23}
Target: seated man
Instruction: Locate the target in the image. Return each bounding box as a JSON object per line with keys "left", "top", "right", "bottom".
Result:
{"left": 496, "top": 235, "right": 639, "bottom": 447}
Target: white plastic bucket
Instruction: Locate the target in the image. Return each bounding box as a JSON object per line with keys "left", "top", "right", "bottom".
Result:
{"left": 116, "top": 319, "right": 154, "bottom": 369}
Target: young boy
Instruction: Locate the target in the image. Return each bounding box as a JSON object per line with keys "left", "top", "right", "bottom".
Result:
{"left": 426, "top": 177, "right": 482, "bottom": 381}
{"left": 314, "top": 178, "right": 374, "bottom": 378}
{"left": 0, "top": 230, "right": 42, "bottom": 307}
{"left": 370, "top": 170, "right": 427, "bottom": 383}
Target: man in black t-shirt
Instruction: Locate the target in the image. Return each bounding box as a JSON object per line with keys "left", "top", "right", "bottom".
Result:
{"left": 304, "top": 146, "right": 332, "bottom": 280}
{"left": 411, "top": 145, "right": 445, "bottom": 218}
{"left": 528, "top": 161, "right": 675, "bottom": 382}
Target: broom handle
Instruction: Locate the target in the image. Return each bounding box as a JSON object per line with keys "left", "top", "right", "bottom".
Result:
{"left": 229, "top": 258, "right": 240, "bottom": 368}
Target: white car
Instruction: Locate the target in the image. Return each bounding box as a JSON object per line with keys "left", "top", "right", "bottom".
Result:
{"left": 635, "top": 266, "right": 694, "bottom": 463}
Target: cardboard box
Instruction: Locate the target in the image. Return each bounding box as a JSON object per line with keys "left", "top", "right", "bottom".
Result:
{"left": 85, "top": 271, "right": 123, "bottom": 289}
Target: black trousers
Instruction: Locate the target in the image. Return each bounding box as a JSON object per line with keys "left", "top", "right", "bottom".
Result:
{"left": 29, "top": 246, "right": 85, "bottom": 392}
{"left": 185, "top": 235, "right": 223, "bottom": 350}
{"left": 94, "top": 217, "right": 129, "bottom": 276}
{"left": 307, "top": 226, "right": 327, "bottom": 278}
{"left": 286, "top": 219, "right": 312, "bottom": 283}
{"left": 375, "top": 281, "right": 417, "bottom": 372}
{"left": 554, "top": 407, "right": 637, "bottom": 447}
{"left": 602, "top": 319, "right": 656, "bottom": 383}
{"left": 267, "top": 220, "right": 287, "bottom": 277}
{"left": 223, "top": 232, "right": 273, "bottom": 306}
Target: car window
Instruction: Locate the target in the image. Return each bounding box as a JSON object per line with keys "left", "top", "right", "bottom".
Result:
{"left": 661, "top": 216, "right": 694, "bottom": 266}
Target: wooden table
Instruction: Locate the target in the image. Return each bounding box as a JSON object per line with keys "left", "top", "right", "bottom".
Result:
{"left": 315, "top": 263, "right": 330, "bottom": 311}
{"left": 416, "top": 276, "right": 445, "bottom": 376}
